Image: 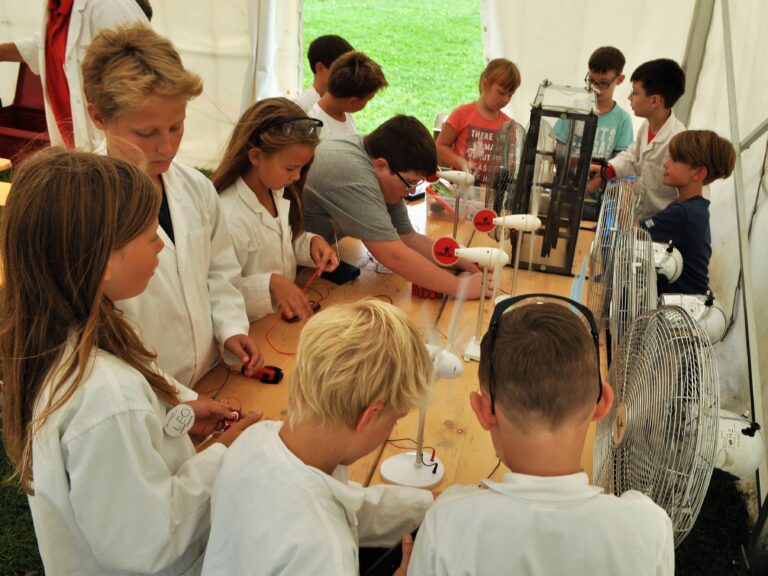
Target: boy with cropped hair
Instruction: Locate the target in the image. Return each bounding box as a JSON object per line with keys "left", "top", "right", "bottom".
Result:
{"left": 295, "top": 34, "right": 354, "bottom": 112}
{"left": 203, "top": 299, "right": 434, "bottom": 576}
{"left": 308, "top": 50, "right": 388, "bottom": 139}
{"left": 408, "top": 300, "right": 674, "bottom": 575}
{"left": 599, "top": 58, "right": 687, "bottom": 219}
{"left": 641, "top": 130, "right": 736, "bottom": 295}
{"left": 556, "top": 46, "right": 633, "bottom": 166}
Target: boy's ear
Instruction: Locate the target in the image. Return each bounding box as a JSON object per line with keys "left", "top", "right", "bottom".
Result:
{"left": 693, "top": 165, "right": 708, "bottom": 183}
{"left": 371, "top": 157, "right": 389, "bottom": 175}
{"left": 591, "top": 382, "right": 614, "bottom": 421}
{"left": 355, "top": 401, "right": 385, "bottom": 434}
{"left": 615, "top": 73, "right": 625, "bottom": 86}
{"left": 88, "top": 103, "right": 106, "bottom": 129}
{"left": 470, "top": 390, "right": 496, "bottom": 430}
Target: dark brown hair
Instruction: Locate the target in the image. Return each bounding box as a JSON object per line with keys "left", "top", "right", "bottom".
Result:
{"left": 364, "top": 115, "right": 437, "bottom": 176}
{"left": 327, "top": 51, "right": 388, "bottom": 99}
{"left": 668, "top": 130, "right": 736, "bottom": 185}
{"left": 588, "top": 46, "right": 626, "bottom": 74}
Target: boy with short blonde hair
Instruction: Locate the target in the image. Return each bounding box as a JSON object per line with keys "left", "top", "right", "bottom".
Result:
{"left": 308, "top": 50, "right": 388, "bottom": 139}
{"left": 408, "top": 301, "right": 674, "bottom": 575}
{"left": 203, "top": 299, "right": 434, "bottom": 576}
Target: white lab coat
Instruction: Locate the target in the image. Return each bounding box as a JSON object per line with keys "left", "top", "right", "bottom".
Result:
{"left": 294, "top": 85, "right": 320, "bottom": 113}
{"left": 608, "top": 111, "right": 686, "bottom": 219}
{"left": 28, "top": 346, "right": 225, "bottom": 576}
{"left": 14, "top": 0, "right": 149, "bottom": 151}
{"left": 308, "top": 101, "right": 358, "bottom": 139}
{"left": 202, "top": 420, "right": 433, "bottom": 576}
{"left": 219, "top": 178, "right": 317, "bottom": 320}
{"left": 117, "top": 161, "right": 250, "bottom": 388}
{"left": 408, "top": 472, "right": 675, "bottom": 576}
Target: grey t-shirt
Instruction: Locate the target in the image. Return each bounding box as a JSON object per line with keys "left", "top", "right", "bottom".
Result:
{"left": 303, "top": 135, "right": 415, "bottom": 242}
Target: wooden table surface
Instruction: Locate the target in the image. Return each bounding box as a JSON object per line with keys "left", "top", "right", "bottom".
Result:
{"left": 194, "top": 197, "right": 599, "bottom": 489}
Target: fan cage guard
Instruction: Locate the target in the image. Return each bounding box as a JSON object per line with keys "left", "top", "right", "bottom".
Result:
{"left": 586, "top": 180, "right": 638, "bottom": 330}
{"left": 609, "top": 227, "right": 658, "bottom": 357}
{"left": 593, "top": 305, "right": 719, "bottom": 547}
{"left": 485, "top": 120, "right": 526, "bottom": 230}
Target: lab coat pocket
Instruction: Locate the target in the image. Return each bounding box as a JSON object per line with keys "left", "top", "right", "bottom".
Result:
{"left": 185, "top": 226, "right": 213, "bottom": 288}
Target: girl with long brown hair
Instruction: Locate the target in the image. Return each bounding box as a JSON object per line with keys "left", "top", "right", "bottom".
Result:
{"left": 1, "top": 148, "right": 260, "bottom": 575}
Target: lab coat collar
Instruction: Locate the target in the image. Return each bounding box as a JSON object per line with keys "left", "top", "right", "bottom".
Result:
{"left": 650, "top": 111, "right": 680, "bottom": 146}
{"left": 233, "top": 178, "right": 289, "bottom": 236}
{"left": 481, "top": 471, "right": 604, "bottom": 504}
{"left": 263, "top": 421, "right": 366, "bottom": 520}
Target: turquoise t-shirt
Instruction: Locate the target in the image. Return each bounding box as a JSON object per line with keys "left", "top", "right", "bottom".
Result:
{"left": 553, "top": 102, "right": 634, "bottom": 159}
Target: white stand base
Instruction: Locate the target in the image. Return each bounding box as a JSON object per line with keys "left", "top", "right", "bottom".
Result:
{"left": 380, "top": 451, "right": 445, "bottom": 489}
{"left": 463, "top": 336, "right": 482, "bottom": 362}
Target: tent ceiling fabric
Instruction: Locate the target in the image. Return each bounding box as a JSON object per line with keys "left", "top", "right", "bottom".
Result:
{"left": 481, "top": 0, "right": 768, "bottom": 436}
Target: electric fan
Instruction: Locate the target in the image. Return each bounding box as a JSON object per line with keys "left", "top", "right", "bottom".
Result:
{"left": 585, "top": 179, "right": 638, "bottom": 330}
{"left": 593, "top": 305, "right": 764, "bottom": 546}
{"left": 484, "top": 120, "right": 526, "bottom": 226}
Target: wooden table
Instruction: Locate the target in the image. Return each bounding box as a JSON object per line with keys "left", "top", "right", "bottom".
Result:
{"left": 194, "top": 198, "right": 598, "bottom": 488}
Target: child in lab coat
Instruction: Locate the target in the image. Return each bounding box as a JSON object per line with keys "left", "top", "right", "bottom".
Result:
{"left": 212, "top": 97, "right": 338, "bottom": 322}
{"left": 82, "top": 23, "right": 261, "bottom": 388}
{"left": 407, "top": 299, "right": 675, "bottom": 575}
{"left": 202, "top": 299, "right": 434, "bottom": 576}
{"left": 0, "top": 149, "right": 261, "bottom": 576}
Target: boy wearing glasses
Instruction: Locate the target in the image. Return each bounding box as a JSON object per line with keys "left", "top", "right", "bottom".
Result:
{"left": 555, "top": 47, "right": 634, "bottom": 165}
{"left": 308, "top": 50, "right": 388, "bottom": 139}
{"left": 303, "top": 115, "right": 488, "bottom": 300}
{"left": 408, "top": 301, "right": 674, "bottom": 575}
{"left": 600, "top": 58, "right": 687, "bottom": 219}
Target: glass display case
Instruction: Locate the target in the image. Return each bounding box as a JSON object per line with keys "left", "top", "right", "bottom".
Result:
{"left": 510, "top": 80, "right": 598, "bottom": 275}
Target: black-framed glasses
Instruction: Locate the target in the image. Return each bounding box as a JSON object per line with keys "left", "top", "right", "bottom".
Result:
{"left": 584, "top": 73, "right": 618, "bottom": 90}
{"left": 391, "top": 168, "right": 421, "bottom": 192}
{"left": 485, "top": 293, "right": 603, "bottom": 414}
{"left": 250, "top": 116, "right": 323, "bottom": 146}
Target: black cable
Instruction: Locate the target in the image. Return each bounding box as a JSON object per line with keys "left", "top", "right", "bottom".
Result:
{"left": 486, "top": 458, "right": 502, "bottom": 479}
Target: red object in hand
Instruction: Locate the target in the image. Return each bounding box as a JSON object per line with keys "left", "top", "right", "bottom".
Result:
{"left": 411, "top": 284, "right": 444, "bottom": 300}
{"left": 253, "top": 365, "right": 284, "bottom": 384}
{"left": 281, "top": 301, "right": 321, "bottom": 323}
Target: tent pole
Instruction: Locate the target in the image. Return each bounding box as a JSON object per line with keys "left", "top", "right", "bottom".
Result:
{"left": 721, "top": 0, "right": 766, "bottom": 503}
{"left": 676, "top": 0, "right": 715, "bottom": 126}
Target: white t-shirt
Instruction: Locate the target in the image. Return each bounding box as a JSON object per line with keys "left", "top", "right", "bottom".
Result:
{"left": 203, "top": 420, "right": 433, "bottom": 575}
{"left": 308, "top": 101, "right": 357, "bottom": 140}
{"left": 408, "top": 471, "right": 674, "bottom": 576}
{"left": 295, "top": 85, "right": 321, "bottom": 112}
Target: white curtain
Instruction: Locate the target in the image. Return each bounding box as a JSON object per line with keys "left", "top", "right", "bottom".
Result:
{"left": 0, "top": 0, "right": 302, "bottom": 168}
{"left": 481, "top": 0, "right": 768, "bottom": 421}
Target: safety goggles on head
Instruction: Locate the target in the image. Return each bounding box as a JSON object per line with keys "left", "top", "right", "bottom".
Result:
{"left": 485, "top": 293, "right": 603, "bottom": 414}
{"left": 249, "top": 116, "right": 323, "bottom": 146}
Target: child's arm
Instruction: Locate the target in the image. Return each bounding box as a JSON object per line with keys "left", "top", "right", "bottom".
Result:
{"left": 436, "top": 123, "right": 471, "bottom": 171}
{"left": 294, "top": 231, "right": 339, "bottom": 273}
{"left": 355, "top": 483, "right": 433, "bottom": 548}
{"left": 364, "top": 238, "right": 487, "bottom": 299}
{"left": 608, "top": 124, "right": 643, "bottom": 179}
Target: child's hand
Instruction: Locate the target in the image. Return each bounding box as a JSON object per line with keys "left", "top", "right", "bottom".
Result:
{"left": 310, "top": 236, "right": 339, "bottom": 272}
{"left": 586, "top": 174, "right": 603, "bottom": 194}
{"left": 186, "top": 397, "right": 240, "bottom": 439}
{"left": 224, "top": 334, "right": 262, "bottom": 377}
{"left": 393, "top": 533, "right": 415, "bottom": 576}
{"left": 270, "top": 273, "right": 316, "bottom": 321}
{"left": 455, "top": 257, "right": 480, "bottom": 274}
{"left": 210, "top": 411, "right": 263, "bottom": 448}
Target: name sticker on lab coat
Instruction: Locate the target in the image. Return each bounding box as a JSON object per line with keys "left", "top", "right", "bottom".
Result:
{"left": 164, "top": 404, "right": 195, "bottom": 437}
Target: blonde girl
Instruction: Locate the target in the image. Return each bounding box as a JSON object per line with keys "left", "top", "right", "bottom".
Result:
{"left": 0, "top": 149, "right": 260, "bottom": 575}
{"left": 212, "top": 97, "right": 338, "bottom": 321}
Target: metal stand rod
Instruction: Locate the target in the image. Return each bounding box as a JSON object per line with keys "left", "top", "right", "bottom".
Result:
{"left": 475, "top": 266, "right": 489, "bottom": 340}
{"left": 414, "top": 406, "right": 426, "bottom": 468}
{"left": 512, "top": 228, "right": 525, "bottom": 295}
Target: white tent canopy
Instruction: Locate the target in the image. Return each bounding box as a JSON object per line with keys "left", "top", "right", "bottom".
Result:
{"left": 2, "top": 0, "right": 767, "bottom": 490}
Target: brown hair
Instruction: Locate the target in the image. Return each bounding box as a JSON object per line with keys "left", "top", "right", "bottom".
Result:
{"left": 327, "top": 51, "right": 388, "bottom": 99}
{"left": 479, "top": 303, "right": 597, "bottom": 431}
{"left": 589, "top": 46, "right": 626, "bottom": 74}
{"left": 479, "top": 58, "right": 521, "bottom": 94}
{"left": 307, "top": 35, "right": 354, "bottom": 73}
{"left": 630, "top": 58, "right": 686, "bottom": 108}
{"left": 1, "top": 148, "right": 179, "bottom": 493}
{"left": 82, "top": 23, "right": 202, "bottom": 121}
{"left": 364, "top": 115, "right": 437, "bottom": 176}
{"left": 211, "top": 97, "right": 320, "bottom": 237}
{"left": 668, "top": 130, "right": 736, "bottom": 185}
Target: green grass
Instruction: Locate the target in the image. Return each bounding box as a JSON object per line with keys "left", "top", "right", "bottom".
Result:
{"left": 302, "top": 0, "right": 484, "bottom": 134}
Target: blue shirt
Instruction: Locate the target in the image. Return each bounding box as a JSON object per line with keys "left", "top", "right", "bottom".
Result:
{"left": 553, "top": 101, "right": 634, "bottom": 159}
{"left": 640, "top": 196, "right": 711, "bottom": 295}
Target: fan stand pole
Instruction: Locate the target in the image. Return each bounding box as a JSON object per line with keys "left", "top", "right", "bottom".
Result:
{"left": 512, "top": 226, "right": 525, "bottom": 295}
{"left": 490, "top": 226, "right": 505, "bottom": 306}
{"left": 452, "top": 186, "right": 463, "bottom": 239}
{"left": 379, "top": 405, "right": 445, "bottom": 488}
{"left": 463, "top": 266, "right": 488, "bottom": 361}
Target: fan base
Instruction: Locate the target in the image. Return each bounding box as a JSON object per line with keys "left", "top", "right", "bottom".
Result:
{"left": 380, "top": 452, "right": 445, "bottom": 489}
{"left": 463, "top": 337, "right": 482, "bottom": 361}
